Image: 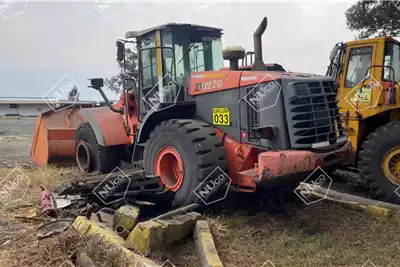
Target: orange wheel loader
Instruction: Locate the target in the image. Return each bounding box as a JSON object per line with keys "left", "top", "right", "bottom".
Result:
{"left": 32, "top": 17, "right": 351, "bottom": 207}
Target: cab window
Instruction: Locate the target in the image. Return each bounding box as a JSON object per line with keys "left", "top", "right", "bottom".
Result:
{"left": 139, "top": 34, "right": 157, "bottom": 89}
{"left": 383, "top": 42, "right": 400, "bottom": 82}
{"left": 189, "top": 39, "right": 223, "bottom": 73}
{"left": 345, "top": 47, "right": 372, "bottom": 88}
{"left": 171, "top": 35, "right": 224, "bottom": 82}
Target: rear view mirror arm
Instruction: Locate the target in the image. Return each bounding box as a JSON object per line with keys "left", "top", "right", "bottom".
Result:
{"left": 88, "top": 85, "right": 124, "bottom": 114}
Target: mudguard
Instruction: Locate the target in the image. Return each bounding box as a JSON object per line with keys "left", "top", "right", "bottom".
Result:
{"left": 80, "top": 107, "right": 134, "bottom": 146}
{"left": 136, "top": 103, "right": 197, "bottom": 144}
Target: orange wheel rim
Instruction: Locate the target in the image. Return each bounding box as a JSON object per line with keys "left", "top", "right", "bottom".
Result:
{"left": 155, "top": 146, "right": 184, "bottom": 192}
{"left": 382, "top": 146, "right": 400, "bottom": 185}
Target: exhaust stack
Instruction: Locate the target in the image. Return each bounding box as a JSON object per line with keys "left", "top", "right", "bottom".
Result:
{"left": 252, "top": 17, "right": 268, "bottom": 71}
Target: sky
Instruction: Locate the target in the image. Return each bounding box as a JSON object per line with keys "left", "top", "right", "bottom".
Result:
{"left": 0, "top": 0, "right": 358, "bottom": 101}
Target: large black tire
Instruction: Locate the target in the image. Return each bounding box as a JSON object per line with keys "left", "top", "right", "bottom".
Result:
{"left": 75, "top": 122, "right": 122, "bottom": 174}
{"left": 143, "top": 119, "right": 227, "bottom": 207}
{"left": 359, "top": 122, "right": 400, "bottom": 204}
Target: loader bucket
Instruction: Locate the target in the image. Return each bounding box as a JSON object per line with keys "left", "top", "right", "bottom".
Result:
{"left": 31, "top": 105, "right": 91, "bottom": 167}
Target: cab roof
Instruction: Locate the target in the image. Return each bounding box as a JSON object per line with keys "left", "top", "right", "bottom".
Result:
{"left": 125, "top": 23, "right": 223, "bottom": 39}
{"left": 345, "top": 36, "right": 400, "bottom": 46}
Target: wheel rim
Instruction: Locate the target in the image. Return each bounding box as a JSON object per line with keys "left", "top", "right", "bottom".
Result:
{"left": 155, "top": 146, "right": 184, "bottom": 192}
{"left": 76, "top": 141, "right": 92, "bottom": 173}
{"left": 382, "top": 146, "right": 400, "bottom": 185}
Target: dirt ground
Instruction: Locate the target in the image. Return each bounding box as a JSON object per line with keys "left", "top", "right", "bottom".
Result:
{"left": 0, "top": 117, "right": 400, "bottom": 267}
{"left": 0, "top": 117, "right": 36, "bottom": 168}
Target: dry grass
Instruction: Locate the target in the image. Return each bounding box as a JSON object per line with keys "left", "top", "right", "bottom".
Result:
{"left": 0, "top": 166, "right": 75, "bottom": 214}
{"left": 156, "top": 202, "right": 400, "bottom": 267}
{"left": 0, "top": 228, "right": 87, "bottom": 267}
{"left": 210, "top": 202, "right": 400, "bottom": 267}
{"left": 145, "top": 200, "right": 400, "bottom": 267}
{"left": 0, "top": 225, "right": 144, "bottom": 267}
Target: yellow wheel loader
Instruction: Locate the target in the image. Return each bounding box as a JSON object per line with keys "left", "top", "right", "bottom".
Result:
{"left": 327, "top": 37, "right": 400, "bottom": 203}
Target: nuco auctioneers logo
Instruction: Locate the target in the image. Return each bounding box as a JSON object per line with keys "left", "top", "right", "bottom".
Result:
{"left": 294, "top": 167, "right": 332, "bottom": 205}
{"left": 92, "top": 167, "right": 131, "bottom": 205}
{"left": 193, "top": 167, "right": 231, "bottom": 205}
{"left": 361, "top": 260, "right": 377, "bottom": 267}
{"left": 0, "top": 167, "right": 30, "bottom": 206}
{"left": 143, "top": 74, "right": 181, "bottom": 113}
{"left": 93, "top": 0, "right": 128, "bottom": 19}
{"left": 42, "top": 74, "right": 80, "bottom": 112}
{"left": 242, "top": 73, "right": 282, "bottom": 113}
{"left": 59, "top": 260, "right": 74, "bottom": 267}
{"left": 261, "top": 260, "right": 276, "bottom": 267}
{"left": 161, "top": 260, "right": 176, "bottom": 267}
{"left": 193, "top": 1, "right": 231, "bottom": 20}
{"left": 0, "top": 0, "right": 27, "bottom": 19}
{"left": 394, "top": 1, "right": 400, "bottom": 13}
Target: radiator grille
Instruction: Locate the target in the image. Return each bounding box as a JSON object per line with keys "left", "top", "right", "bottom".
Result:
{"left": 288, "top": 81, "right": 344, "bottom": 146}
{"left": 245, "top": 86, "right": 260, "bottom": 141}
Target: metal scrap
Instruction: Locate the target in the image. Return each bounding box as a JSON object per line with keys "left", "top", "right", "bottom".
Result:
{"left": 39, "top": 168, "right": 164, "bottom": 222}
{"left": 36, "top": 219, "right": 75, "bottom": 239}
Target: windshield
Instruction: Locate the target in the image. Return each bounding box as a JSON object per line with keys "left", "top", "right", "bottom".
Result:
{"left": 162, "top": 31, "right": 223, "bottom": 84}
{"left": 188, "top": 38, "right": 223, "bottom": 73}
{"left": 345, "top": 47, "right": 372, "bottom": 88}
{"left": 384, "top": 42, "right": 400, "bottom": 82}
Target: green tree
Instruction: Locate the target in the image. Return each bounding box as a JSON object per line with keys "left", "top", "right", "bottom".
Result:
{"left": 68, "top": 85, "right": 79, "bottom": 101}
{"left": 345, "top": 0, "right": 400, "bottom": 39}
{"left": 105, "top": 48, "right": 138, "bottom": 93}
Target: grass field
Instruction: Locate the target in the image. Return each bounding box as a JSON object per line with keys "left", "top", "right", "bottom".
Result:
{"left": 0, "top": 167, "right": 399, "bottom": 267}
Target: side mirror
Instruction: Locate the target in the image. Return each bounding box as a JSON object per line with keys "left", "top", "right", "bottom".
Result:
{"left": 90, "top": 78, "right": 104, "bottom": 89}
{"left": 116, "top": 41, "right": 125, "bottom": 62}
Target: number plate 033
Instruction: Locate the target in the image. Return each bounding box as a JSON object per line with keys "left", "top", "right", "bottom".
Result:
{"left": 212, "top": 107, "right": 230, "bottom": 126}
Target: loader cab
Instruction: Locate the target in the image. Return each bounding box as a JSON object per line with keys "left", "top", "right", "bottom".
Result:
{"left": 122, "top": 23, "right": 224, "bottom": 118}
{"left": 327, "top": 37, "right": 400, "bottom": 113}
{"left": 326, "top": 37, "right": 400, "bottom": 164}
{"left": 134, "top": 24, "right": 223, "bottom": 84}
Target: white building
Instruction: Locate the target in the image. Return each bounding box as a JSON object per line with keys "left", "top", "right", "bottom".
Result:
{"left": 0, "top": 97, "right": 102, "bottom": 117}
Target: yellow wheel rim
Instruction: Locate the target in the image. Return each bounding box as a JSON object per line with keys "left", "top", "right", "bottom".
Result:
{"left": 382, "top": 146, "right": 400, "bottom": 185}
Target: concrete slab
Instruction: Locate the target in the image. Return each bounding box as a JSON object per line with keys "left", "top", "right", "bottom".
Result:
{"left": 72, "top": 216, "right": 161, "bottom": 267}
{"left": 193, "top": 220, "right": 224, "bottom": 267}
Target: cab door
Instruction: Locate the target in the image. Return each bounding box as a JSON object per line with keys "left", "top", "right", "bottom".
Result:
{"left": 338, "top": 41, "right": 380, "bottom": 163}
{"left": 137, "top": 30, "right": 179, "bottom": 121}
{"left": 339, "top": 42, "right": 380, "bottom": 114}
